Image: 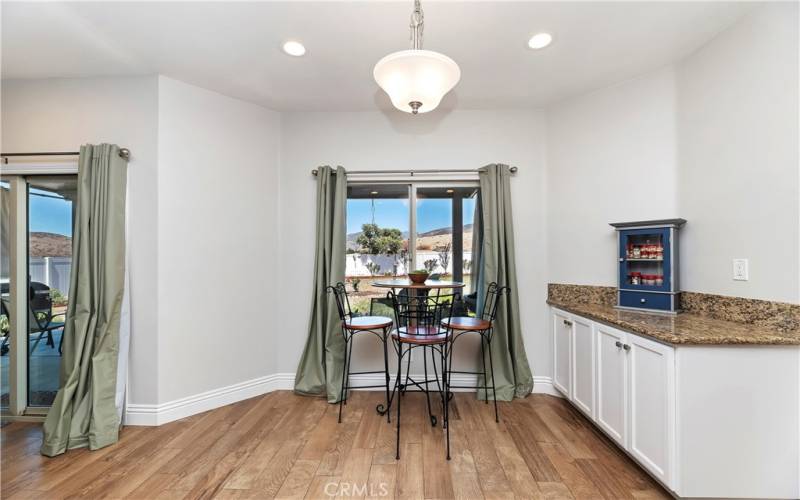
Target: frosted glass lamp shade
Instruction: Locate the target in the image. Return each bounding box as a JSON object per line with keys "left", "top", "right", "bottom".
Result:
{"left": 373, "top": 49, "right": 461, "bottom": 114}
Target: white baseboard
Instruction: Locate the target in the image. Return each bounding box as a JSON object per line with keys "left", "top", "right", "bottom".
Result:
{"left": 124, "top": 372, "right": 556, "bottom": 426}
{"left": 124, "top": 373, "right": 294, "bottom": 426}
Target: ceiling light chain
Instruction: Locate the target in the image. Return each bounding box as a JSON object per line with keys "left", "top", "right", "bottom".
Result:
{"left": 410, "top": 0, "right": 424, "bottom": 50}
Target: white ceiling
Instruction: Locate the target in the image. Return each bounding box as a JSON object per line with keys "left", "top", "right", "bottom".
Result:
{"left": 2, "top": 1, "right": 756, "bottom": 111}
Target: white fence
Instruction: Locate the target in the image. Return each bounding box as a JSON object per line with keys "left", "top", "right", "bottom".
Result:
{"left": 346, "top": 251, "right": 473, "bottom": 277}
{"left": 29, "top": 256, "right": 72, "bottom": 294}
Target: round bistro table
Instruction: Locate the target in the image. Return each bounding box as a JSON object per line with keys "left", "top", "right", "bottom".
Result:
{"left": 371, "top": 279, "right": 465, "bottom": 424}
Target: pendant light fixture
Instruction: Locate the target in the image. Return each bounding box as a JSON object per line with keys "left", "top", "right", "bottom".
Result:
{"left": 373, "top": 0, "right": 461, "bottom": 114}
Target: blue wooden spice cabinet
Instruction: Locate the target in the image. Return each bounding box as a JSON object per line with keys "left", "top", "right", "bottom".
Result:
{"left": 610, "top": 219, "right": 686, "bottom": 313}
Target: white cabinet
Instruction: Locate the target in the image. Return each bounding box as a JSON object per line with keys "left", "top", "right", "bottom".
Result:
{"left": 551, "top": 308, "right": 675, "bottom": 491}
{"left": 628, "top": 333, "right": 674, "bottom": 486}
{"left": 550, "top": 306, "right": 800, "bottom": 499}
{"left": 571, "top": 315, "right": 595, "bottom": 418}
{"left": 595, "top": 323, "right": 628, "bottom": 447}
{"left": 552, "top": 310, "right": 572, "bottom": 397}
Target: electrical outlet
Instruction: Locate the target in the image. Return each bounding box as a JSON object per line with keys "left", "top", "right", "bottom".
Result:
{"left": 733, "top": 258, "right": 749, "bottom": 281}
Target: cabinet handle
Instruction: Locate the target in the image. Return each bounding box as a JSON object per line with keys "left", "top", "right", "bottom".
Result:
{"left": 563, "top": 319, "right": 573, "bottom": 327}
{"left": 640, "top": 298, "right": 647, "bottom": 303}
{"left": 619, "top": 258, "right": 624, "bottom": 262}
{"left": 623, "top": 344, "right": 631, "bottom": 351}
{"left": 615, "top": 341, "right": 623, "bottom": 348}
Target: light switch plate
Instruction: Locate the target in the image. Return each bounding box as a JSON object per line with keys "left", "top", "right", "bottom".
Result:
{"left": 733, "top": 258, "right": 749, "bottom": 281}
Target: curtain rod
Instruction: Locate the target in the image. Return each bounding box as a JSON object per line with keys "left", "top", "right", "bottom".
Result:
{"left": 310, "top": 167, "right": 517, "bottom": 176}
{"left": 1, "top": 149, "right": 131, "bottom": 164}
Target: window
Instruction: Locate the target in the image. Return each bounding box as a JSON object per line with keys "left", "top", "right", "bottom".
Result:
{"left": 346, "top": 182, "right": 479, "bottom": 315}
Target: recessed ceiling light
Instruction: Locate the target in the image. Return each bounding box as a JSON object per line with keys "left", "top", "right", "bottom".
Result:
{"left": 370, "top": 191, "right": 379, "bottom": 195}
{"left": 282, "top": 40, "right": 306, "bottom": 57}
{"left": 446, "top": 189, "right": 454, "bottom": 194}
{"left": 528, "top": 33, "right": 553, "bottom": 50}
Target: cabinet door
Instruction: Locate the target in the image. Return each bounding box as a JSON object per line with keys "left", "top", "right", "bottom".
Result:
{"left": 571, "top": 316, "right": 595, "bottom": 418}
{"left": 628, "top": 333, "right": 675, "bottom": 488}
{"left": 596, "top": 324, "right": 627, "bottom": 447}
{"left": 552, "top": 310, "right": 572, "bottom": 398}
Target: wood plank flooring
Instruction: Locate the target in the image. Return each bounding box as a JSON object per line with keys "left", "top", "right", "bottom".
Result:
{"left": 1, "top": 391, "right": 670, "bottom": 499}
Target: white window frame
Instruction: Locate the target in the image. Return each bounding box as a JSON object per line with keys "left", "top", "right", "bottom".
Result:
{"left": 346, "top": 179, "right": 479, "bottom": 275}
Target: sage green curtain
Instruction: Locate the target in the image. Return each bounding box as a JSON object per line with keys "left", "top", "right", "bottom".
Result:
{"left": 41, "top": 144, "right": 128, "bottom": 457}
{"left": 294, "top": 166, "right": 348, "bottom": 403}
{"left": 476, "top": 164, "right": 533, "bottom": 400}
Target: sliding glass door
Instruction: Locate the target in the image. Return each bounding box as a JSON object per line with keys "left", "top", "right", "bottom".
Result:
{"left": 0, "top": 174, "right": 76, "bottom": 416}
{"left": 345, "top": 182, "right": 479, "bottom": 314}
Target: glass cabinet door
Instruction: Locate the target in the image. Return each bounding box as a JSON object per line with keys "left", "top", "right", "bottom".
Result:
{"left": 619, "top": 228, "right": 671, "bottom": 292}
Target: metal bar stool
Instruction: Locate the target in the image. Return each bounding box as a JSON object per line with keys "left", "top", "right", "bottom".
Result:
{"left": 441, "top": 282, "right": 509, "bottom": 423}
{"left": 328, "top": 282, "right": 394, "bottom": 423}
{"left": 389, "top": 289, "right": 458, "bottom": 460}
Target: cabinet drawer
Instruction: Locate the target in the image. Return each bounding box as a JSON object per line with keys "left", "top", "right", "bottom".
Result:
{"left": 619, "top": 291, "right": 672, "bottom": 311}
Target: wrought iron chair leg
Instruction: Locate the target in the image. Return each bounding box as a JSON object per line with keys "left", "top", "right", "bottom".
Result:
{"left": 480, "top": 334, "right": 488, "bottom": 404}
{"left": 338, "top": 334, "right": 350, "bottom": 424}
{"left": 443, "top": 340, "right": 451, "bottom": 460}
{"left": 402, "top": 346, "right": 412, "bottom": 396}
{"left": 382, "top": 327, "right": 391, "bottom": 423}
{"left": 487, "top": 334, "right": 499, "bottom": 423}
{"left": 423, "top": 346, "right": 436, "bottom": 426}
{"left": 396, "top": 342, "right": 403, "bottom": 460}
{"left": 431, "top": 345, "right": 444, "bottom": 415}
{"left": 344, "top": 336, "right": 355, "bottom": 406}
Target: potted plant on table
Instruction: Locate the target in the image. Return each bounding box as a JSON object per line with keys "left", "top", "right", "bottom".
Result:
{"left": 407, "top": 269, "right": 430, "bottom": 284}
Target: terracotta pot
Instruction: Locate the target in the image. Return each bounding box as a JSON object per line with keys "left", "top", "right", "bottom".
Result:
{"left": 408, "top": 273, "right": 429, "bottom": 284}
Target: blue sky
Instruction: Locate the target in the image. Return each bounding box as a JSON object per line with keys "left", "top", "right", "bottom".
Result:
{"left": 347, "top": 197, "right": 475, "bottom": 235}
{"left": 29, "top": 189, "right": 72, "bottom": 236}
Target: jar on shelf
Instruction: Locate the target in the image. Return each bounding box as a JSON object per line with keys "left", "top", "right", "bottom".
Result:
{"left": 656, "top": 244, "right": 664, "bottom": 260}
{"left": 629, "top": 272, "right": 641, "bottom": 285}
{"left": 643, "top": 274, "right": 655, "bottom": 286}
{"left": 632, "top": 246, "right": 641, "bottom": 259}
{"left": 655, "top": 274, "right": 664, "bottom": 286}
{"left": 627, "top": 243, "right": 633, "bottom": 258}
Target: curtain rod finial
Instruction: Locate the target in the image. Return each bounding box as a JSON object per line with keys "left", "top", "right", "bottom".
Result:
{"left": 119, "top": 148, "right": 130, "bottom": 160}
{"left": 311, "top": 169, "right": 319, "bottom": 176}
{"left": 509, "top": 166, "right": 518, "bottom": 173}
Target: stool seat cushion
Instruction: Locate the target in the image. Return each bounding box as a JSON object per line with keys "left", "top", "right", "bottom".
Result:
{"left": 441, "top": 316, "right": 492, "bottom": 331}
{"left": 345, "top": 316, "right": 393, "bottom": 330}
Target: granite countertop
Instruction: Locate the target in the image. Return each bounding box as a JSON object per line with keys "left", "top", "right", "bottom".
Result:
{"left": 547, "top": 299, "right": 800, "bottom": 346}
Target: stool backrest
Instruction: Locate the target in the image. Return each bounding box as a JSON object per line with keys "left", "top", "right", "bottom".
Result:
{"left": 480, "top": 282, "right": 510, "bottom": 323}
{"left": 327, "top": 282, "right": 353, "bottom": 323}
{"left": 389, "top": 290, "right": 460, "bottom": 338}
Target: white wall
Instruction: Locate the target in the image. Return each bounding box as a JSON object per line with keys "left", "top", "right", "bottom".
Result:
{"left": 546, "top": 3, "right": 799, "bottom": 305}
{"left": 546, "top": 68, "right": 679, "bottom": 285}
{"left": 1, "top": 77, "right": 161, "bottom": 405}
{"left": 677, "top": 2, "right": 799, "bottom": 303}
{"left": 278, "top": 109, "right": 550, "bottom": 379}
{"left": 156, "top": 76, "right": 281, "bottom": 403}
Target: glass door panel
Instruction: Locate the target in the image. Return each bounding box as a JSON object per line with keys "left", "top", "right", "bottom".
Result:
{"left": 1, "top": 180, "right": 11, "bottom": 409}
{"left": 462, "top": 190, "right": 478, "bottom": 294}
{"left": 346, "top": 184, "right": 409, "bottom": 316}
{"left": 27, "top": 176, "right": 76, "bottom": 407}
{"left": 619, "top": 228, "right": 671, "bottom": 292}
{"left": 414, "top": 187, "right": 454, "bottom": 278}
{"left": 413, "top": 186, "right": 479, "bottom": 282}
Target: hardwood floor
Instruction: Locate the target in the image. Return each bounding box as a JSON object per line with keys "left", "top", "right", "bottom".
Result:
{"left": 1, "top": 391, "right": 670, "bottom": 499}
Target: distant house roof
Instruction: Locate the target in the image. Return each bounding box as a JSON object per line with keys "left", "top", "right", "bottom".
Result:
{"left": 30, "top": 232, "right": 71, "bottom": 257}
